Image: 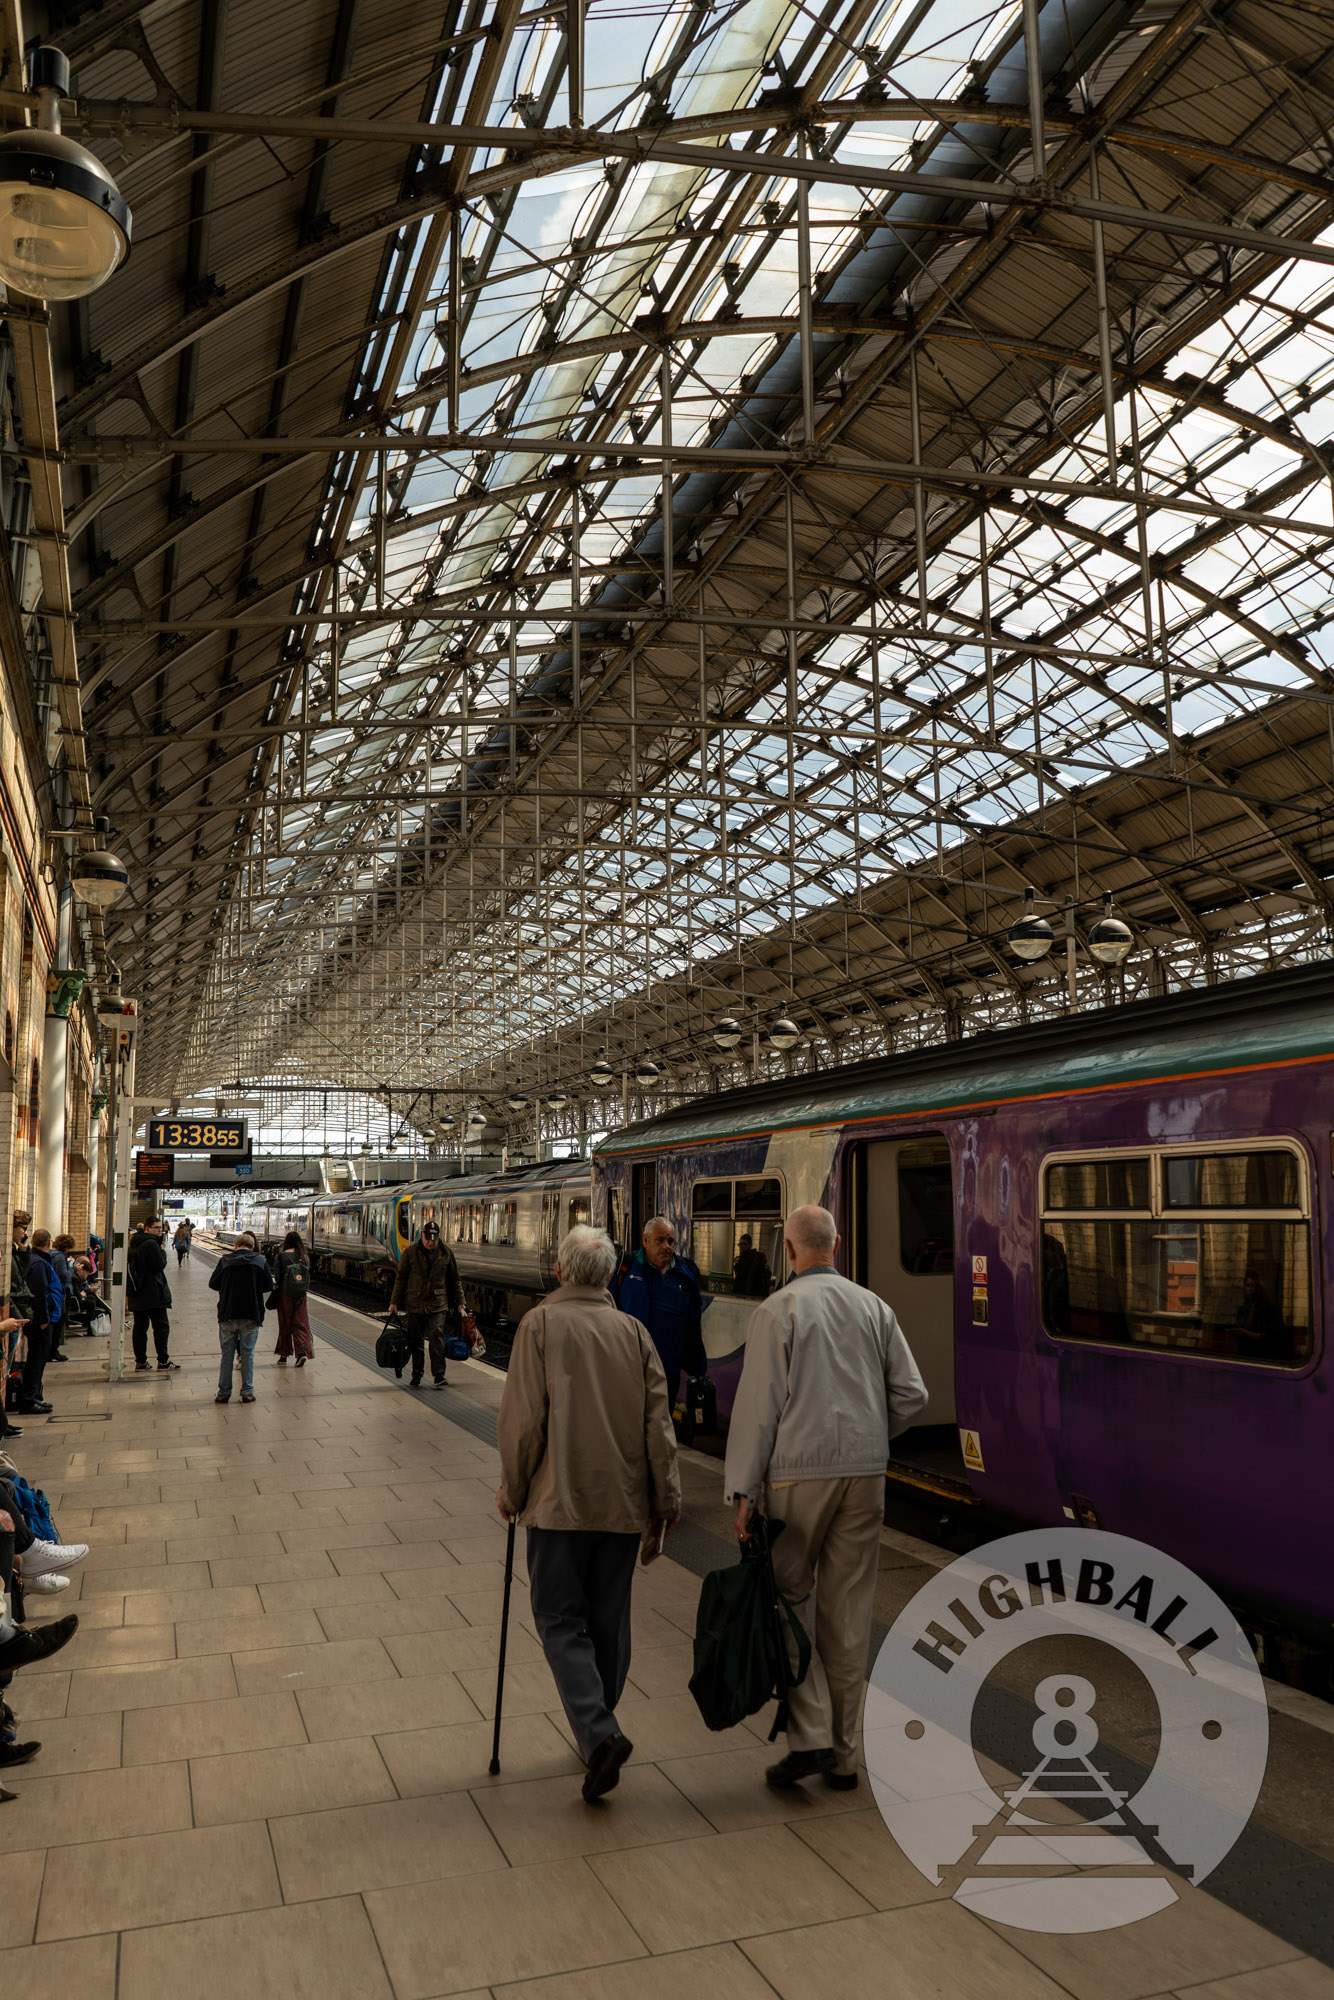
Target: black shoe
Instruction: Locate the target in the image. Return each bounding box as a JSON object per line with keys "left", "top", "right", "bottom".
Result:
{"left": 49, "top": 1352, "right": 67, "bottom": 1363}
{"left": 409, "top": 1378, "right": 422, "bottom": 1389}
{"left": 766, "top": 1748, "right": 837, "bottom": 1789}
{"left": 825, "top": 1770, "right": 859, "bottom": 1791}
{"left": 429, "top": 1378, "right": 446, "bottom": 1391}
{"left": 0, "top": 1614, "right": 78, "bottom": 1672}
{"left": 582, "top": 1730, "right": 633, "bottom": 1803}
{"left": 214, "top": 1393, "right": 230, "bottom": 1404}
{"left": 157, "top": 1361, "right": 180, "bottom": 1372}
{"left": 17, "top": 1402, "right": 51, "bottom": 1416}
{"left": 0, "top": 1428, "right": 22, "bottom": 1441}
{"left": 134, "top": 1362, "right": 151, "bottom": 1372}
{"left": 240, "top": 1392, "right": 255, "bottom": 1403}
{"left": 0, "top": 1739, "right": 39, "bottom": 1767}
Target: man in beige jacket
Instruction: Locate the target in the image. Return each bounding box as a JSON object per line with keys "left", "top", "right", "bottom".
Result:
{"left": 725, "top": 1202, "right": 927, "bottom": 1791}
{"left": 497, "top": 1224, "right": 680, "bottom": 1802}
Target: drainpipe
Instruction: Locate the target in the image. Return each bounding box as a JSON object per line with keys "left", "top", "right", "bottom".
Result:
{"left": 37, "top": 881, "right": 73, "bottom": 1231}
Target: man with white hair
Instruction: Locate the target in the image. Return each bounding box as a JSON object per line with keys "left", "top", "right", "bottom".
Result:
{"left": 725, "top": 1201, "right": 927, "bottom": 1791}
{"left": 497, "top": 1224, "right": 680, "bottom": 1802}
{"left": 612, "top": 1216, "right": 706, "bottom": 1415}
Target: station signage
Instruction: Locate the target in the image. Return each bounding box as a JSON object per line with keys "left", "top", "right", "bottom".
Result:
{"left": 135, "top": 1153, "right": 175, "bottom": 1190}
{"left": 147, "top": 1117, "right": 248, "bottom": 1154}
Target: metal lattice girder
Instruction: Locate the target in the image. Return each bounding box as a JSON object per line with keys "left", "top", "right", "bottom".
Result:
{"left": 19, "top": 0, "right": 1334, "bottom": 1110}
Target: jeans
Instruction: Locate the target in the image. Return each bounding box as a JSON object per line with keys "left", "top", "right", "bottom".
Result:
{"left": 132, "top": 1308, "right": 171, "bottom": 1366}
{"left": 218, "top": 1320, "right": 260, "bottom": 1396}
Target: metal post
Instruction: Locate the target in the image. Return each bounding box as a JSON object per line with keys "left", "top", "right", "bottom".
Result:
{"left": 661, "top": 348, "right": 673, "bottom": 607}
{"left": 1065, "top": 898, "right": 1078, "bottom": 1009}
{"left": 567, "top": 0, "right": 584, "bottom": 126}
{"left": 108, "top": 1044, "right": 138, "bottom": 1385}
{"left": 1021, "top": 0, "right": 1046, "bottom": 183}
{"left": 909, "top": 349, "right": 929, "bottom": 624}
{"left": 1087, "top": 144, "right": 1118, "bottom": 486}
{"left": 448, "top": 215, "right": 463, "bottom": 436}
{"left": 37, "top": 882, "right": 72, "bottom": 1233}
{"left": 797, "top": 132, "right": 815, "bottom": 448}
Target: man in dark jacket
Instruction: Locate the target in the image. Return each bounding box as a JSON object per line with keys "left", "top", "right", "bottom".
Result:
{"left": 4, "top": 1213, "right": 32, "bottom": 1435}
{"left": 209, "top": 1232, "right": 272, "bottom": 1404}
{"left": 20, "top": 1229, "right": 64, "bottom": 1415}
{"left": 612, "top": 1218, "right": 707, "bottom": 1414}
{"left": 389, "top": 1220, "right": 467, "bottom": 1390}
{"left": 127, "top": 1217, "right": 177, "bottom": 1373}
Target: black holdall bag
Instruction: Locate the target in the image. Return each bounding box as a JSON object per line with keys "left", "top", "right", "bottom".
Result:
{"left": 374, "top": 1317, "right": 411, "bottom": 1378}
{"left": 689, "top": 1514, "right": 810, "bottom": 1738}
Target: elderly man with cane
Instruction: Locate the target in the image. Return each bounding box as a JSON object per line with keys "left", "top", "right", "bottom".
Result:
{"left": 726, "top": 1202, "right": 927, "bottom": 1792}
{"left": 495, "top": 1224, "right": 679, "bottom": 1801}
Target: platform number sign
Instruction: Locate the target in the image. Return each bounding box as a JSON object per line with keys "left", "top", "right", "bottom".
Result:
{"left": 147, "top": 1117, "right": 247, "bottom": 1154}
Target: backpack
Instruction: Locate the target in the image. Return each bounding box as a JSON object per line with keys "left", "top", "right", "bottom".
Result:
{"left": 375, "top": 1320, "right": 411, "bottom": 1377}
{"left": 689, "top": 1516, "right": 810, "bottom": 1738}
{"left": 281, "top": 1259, "right": 309, "bottom": 1301}
{"left": 7, "top": 1473, "right": 58, "bottom": 1544}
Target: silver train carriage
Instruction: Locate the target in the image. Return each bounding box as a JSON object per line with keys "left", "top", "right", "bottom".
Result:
{"left": 238, "top": 1159, "right": 593, "bottom": 1327}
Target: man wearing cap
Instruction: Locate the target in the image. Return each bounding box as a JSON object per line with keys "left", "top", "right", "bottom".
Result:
{"left": 388, "top": 1218, "right": 474, "bottom": 1389}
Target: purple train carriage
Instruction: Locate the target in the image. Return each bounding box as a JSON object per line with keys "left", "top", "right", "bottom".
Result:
{"left": 592, "top": 962, "right": 1334, "bottom": 1672}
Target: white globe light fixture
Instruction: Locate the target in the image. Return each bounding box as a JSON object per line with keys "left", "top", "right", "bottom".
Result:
{"left": 546, "top": 1087, "right": 569, "bottom": 1110}
{"left": 589, "top": 1058, "right": 615, "bottom": 1089}
{"left": 769, "top": 1017, "right": 801, "bottom": 1052}
{"left": 70, "top": 821, "right": 130, "bottom": 909}
{"left": 505, "top": 1093, "right": 528, "bottom": 1112}
{"left": 466, "top": 1108, "right": 488, "bottom": 1131}
{"left": 712, "top": 1015, "right": 742, "bottom": 1052}
{"left": 1088, "top": 897, "right": 1134, "bottom": 967}
{"left": 634, "top": 1059, "right": 660, "bottom": 1087}
{"left": 0, "top": 50, "right": 132, "bottom": 302}
{"left": 435, "top": 1113, "right": 455, "bottom": 1135}
{"left": 1009, "top": 888, "right": 1055, "bottom": 964}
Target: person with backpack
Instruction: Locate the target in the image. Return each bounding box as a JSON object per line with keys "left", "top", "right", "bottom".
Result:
{"left": 270, "top": 1230, "right": 314, "bottom": 1367}
{"left": 209, "top": 1231, "right": 273, "bottom": 1404}
{"left": 724, "top": 1203, "right": 927, "bottom": 1794}
{"left": 496, "top": 1224, "right": 679, "bottom": 1802}
{"left": 18, "top": 1229, "right": 63, "bottom": 1415}
{"left": 173, "top": 1221, "right": 191, "bottom": 1267}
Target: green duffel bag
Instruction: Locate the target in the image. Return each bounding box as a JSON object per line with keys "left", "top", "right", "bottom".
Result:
{"left": 689, "top": 1515, "right": 810, "bottom": 1737}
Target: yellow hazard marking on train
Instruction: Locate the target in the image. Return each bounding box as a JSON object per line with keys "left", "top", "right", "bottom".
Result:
{"left": 960, "top": 1430, "right": 985, "bottom": 1473}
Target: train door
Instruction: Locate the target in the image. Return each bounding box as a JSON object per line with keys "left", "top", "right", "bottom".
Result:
{"left": 856, "top": 1136, "right": 956, "bottom": 1425}
{"left": 631, "top": 1161, "right": 657, "bottom": 1245}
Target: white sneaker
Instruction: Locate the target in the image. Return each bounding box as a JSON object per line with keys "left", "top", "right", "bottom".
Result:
{"left": 25, "top": 1572, "right": 70, "bottom": 1594}
{"left": 23, "top": 1540, "right": 90, "bottom": 1577}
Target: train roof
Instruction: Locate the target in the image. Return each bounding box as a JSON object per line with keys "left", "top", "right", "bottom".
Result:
{"left": 308, "top": 1158, "right": 589, "bottom": 1203}
{"left": 595, "top": 961, "right": 1334, "bottom": 1156}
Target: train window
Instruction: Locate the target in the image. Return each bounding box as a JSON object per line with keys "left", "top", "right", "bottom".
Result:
{"left": 897, "top": 1140, "right": 954, "bottom": 1274}
{"left": 1162, "top": 1152, "right": 1300, "bottom": 1211}
{"left": 1041, "top": 1145, "right": 1312, "bottom": 1367}
{"left": 608, "top": 1187, "right": 625, "bottom": 1252}
{"left": 689, "top": 1177, "right": 784, "bottom": 1297}
{"left": 366, "top": 1204, "right": 389, "bottom": 1244}
{"left": 568, "top": 1195, "right": 590, "bottom": 1233}
{"left": 1045, "top": 1157, "right": 1151, "bottom": 1211}
{"left": 490, "top": 1201, "right": 517, "bottom": 1247}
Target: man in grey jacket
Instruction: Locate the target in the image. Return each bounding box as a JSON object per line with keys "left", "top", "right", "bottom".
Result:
{"left": 497, "top": 1225, "right": 680, "bottom": 1803}
{"left": 725, "top": 1202, "right": 927, "bottom": 1791}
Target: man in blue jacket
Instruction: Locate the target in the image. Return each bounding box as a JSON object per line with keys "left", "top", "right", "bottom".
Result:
{"left": 19, "top": 1229, "right": 63, "bottom": 1415}
{"left": 209, "top": 1232, "right": 273, "bottom": 1405}
{"left": 613, "top": 1217, "right": 706, "bottom": 1414}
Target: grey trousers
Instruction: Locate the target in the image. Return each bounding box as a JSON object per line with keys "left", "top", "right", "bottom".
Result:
{"left": 526, "top": 1527, "right": 640, "bottom": 1762}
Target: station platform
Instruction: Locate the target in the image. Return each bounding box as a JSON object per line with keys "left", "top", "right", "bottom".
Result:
{"left": 0, "top": 1252, "right": 1331, "bottom": 1999}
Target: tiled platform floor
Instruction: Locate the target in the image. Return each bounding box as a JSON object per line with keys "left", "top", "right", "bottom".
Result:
{"left": 0, "top": 1254, "right": 1328, "bottom": 1999}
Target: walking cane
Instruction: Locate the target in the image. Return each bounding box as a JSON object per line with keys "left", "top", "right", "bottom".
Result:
{"left": 489, "top": 1516, "right": 517, "bottom": 1775}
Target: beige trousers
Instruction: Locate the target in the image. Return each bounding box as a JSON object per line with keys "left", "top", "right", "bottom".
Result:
{"left": 765, "top": 1474, "right": 883, "bottom": 1776}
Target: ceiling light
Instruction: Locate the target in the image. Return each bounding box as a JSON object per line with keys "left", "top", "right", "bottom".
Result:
{"left": 70, "top": 828, "right": 130, "bottom": 910}
{"left": 712, "top": 1015, "right": 742, "bottom": 1051}
{"left": 546, "top": 1088, "right": 569, "bottom": 1109}
{"left": 634, "top": 1059, "right": 660, "bottom": 1086}
{"left": 589, "top": 1059, "right": 615, "bottom": 1088}
{"left": 505, "top": 1093, "right": 528, "bottom": 1111}
{"left": 1087, "top": 898, "right": 1134, "bottom": 967}
{"left": 0, "top": 49, "right": 131, "bottom": 301}
{"left": 769, "top": 1017, "right": 801, "bottom": 1051}
{"left": 1009, "top": 888, "right": 1055, "bottom": 963}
